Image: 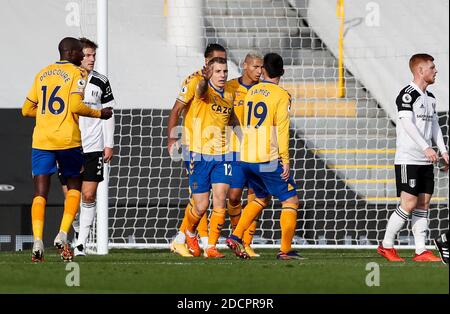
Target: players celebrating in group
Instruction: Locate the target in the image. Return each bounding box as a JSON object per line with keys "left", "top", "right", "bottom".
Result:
{"left": 24, "top": 39, "right": 447, "bottom": 263}
{"left": 167, "top": 45, "right": 301, "bottom": 260}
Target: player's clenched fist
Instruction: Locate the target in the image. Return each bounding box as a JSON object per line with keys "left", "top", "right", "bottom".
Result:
{"left": 100, "top": 107, "right": 113, "bottom": 120}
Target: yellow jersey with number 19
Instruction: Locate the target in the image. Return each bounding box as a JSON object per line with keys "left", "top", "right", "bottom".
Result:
{"left": 190, "top": 81, "right": 235, "bottom": 155}
{"left": 241, "top": 81, "right": 291, "bottom": 164}
{"left": 24, "top": 61, "right": 100, "bottom": 150}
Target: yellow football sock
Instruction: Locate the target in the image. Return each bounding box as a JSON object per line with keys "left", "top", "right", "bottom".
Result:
{"left": 227, "top": 201, "right": 242, "bottom": 231}
{"left": 59, "top": 189, "right": 81, "bottom": 234}
{"left": 280, "top": 203, "right": 298, "bottom": 253}
{"left": 197, "top": 210, "right": 209, "bottom": 238}
{"left": 31, "top": 196, "right": 46, "bottom": 241}
{"left": 243, "top": 218, "right": 258, "bottom": 246}
{"left": 233, "top": 199, "right": 265, "bottom": 239}
{"left": 179, "top": 199, "right": 194, "bottom": 234}
{"left": 247, "top": 192, "right": 256, "bottom": 203}
{"left": 208, "top": 208, "right": 225, "bottom": 246}
{"left": 186, "top": 206, "right": 202, "bottom": 234}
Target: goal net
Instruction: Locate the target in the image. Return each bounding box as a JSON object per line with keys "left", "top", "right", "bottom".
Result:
{"left": 81, "top": 0, "right": 448, "bottom": 250}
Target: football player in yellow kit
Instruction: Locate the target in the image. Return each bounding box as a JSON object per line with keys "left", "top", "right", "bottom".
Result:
{"left": 22, "top": 37, "right": 113, "bottom": 262}
{"left": 167, "top": 44, "right": 227, "bottom": 257}
{"left": 183, "top": 57, "right": 235, "bottom": 258}
{"left": 226, "top": 53, "right": 303, "bottom": 260}
{"left": 224, "top": 51, "right": 264, "bottom": 257}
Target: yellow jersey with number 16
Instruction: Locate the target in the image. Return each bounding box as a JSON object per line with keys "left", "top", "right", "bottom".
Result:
{"left": 241, "top": 81, "right": 291, "bottom": 164}
{"left": 24, "top": 61, "right": 95, "bottom": 150}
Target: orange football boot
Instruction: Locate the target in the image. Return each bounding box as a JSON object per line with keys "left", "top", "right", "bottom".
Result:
{"left": 412, "top": 250, "right": 442, "bottom": 262}
{"left": 185, "top": 235, "right": 201, "bottom": 257}
{"left": 377, "top": 245, "right": 405, "bottom": 262}
{"left": 205, "top": 246, "right": 225, "bottom": 258}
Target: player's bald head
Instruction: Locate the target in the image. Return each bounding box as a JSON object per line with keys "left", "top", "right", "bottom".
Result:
{"left": 58, "top": 37, "right": 82, "bottom": 56}
{"left": 58, "top": 37, "right": 84, "bottom": 66}
{"left": 409, "top": 53, "right": 434, "bottom": 74}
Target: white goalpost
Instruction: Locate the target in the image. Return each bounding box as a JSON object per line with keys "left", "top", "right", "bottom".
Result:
{"left": 80, "top": 0, "right": 448, "bottom": 252}
{"left": 95, "top": 0, "right": 109, "bottom": 255}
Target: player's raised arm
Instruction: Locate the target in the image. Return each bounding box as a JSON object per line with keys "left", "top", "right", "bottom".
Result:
{"left": 196, "top": 63, "right": 213, "bottom": 99}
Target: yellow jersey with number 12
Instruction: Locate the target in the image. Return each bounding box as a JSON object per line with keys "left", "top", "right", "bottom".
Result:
{"left": 241, "top": 81, "right": 291, "bottom": 164}
{"left": 25, "top": 61, "right": 93, "bottom": 150}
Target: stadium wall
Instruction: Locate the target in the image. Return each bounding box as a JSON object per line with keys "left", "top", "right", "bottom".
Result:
{"left": 307, "top": 0, "right": 449, "bottom": 119}
{"left": 0, "top": 0, "right": 238, "bottom": 111}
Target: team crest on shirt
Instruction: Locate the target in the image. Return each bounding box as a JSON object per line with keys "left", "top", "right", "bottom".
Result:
{"left": 77, "top": 79, "right": 86, "bottom": 87}
{"left": 409, "top": 179, "right": 416, "bottom": 188}
{"left": 76, "top": 79, "right": 86, "bottom": 93}
{"left": 402, "top": 93, "right": 412, "bottom": 103}
{"left": 181, "top": 86, "right": 188, "bottom": 94}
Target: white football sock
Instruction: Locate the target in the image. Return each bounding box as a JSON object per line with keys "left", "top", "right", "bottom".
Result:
{"left": 200, "top": 236, "right": 209, "bottom": 250}
{"left": 411, "top": 208, "right": 428, "bottom": 255}
{"left": 174, "top": 230, "right": 186, "bottom": 244}
{"left": 185, "top": 229, "right": 196, "bottom": 238}
{"left": 72, "top": 212, "right": 80, "bottom": 233}
{"left": 76, "top": 201, "right": 96, "bottom": 248}
{"left": 382, "top": 206, "right": 410, "bottom": 248}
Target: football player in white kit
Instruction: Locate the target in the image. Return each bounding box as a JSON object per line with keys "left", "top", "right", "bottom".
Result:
{"left": 378, "top": 54, "right": 448, "bottom": 262}
{"left": 59, "top": 38, "right": 116, "bottom": 256}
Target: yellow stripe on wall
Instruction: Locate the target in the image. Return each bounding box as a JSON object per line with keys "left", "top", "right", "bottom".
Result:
{"left": 291, "top": 101, "right": 357, "bottom": 117}
{"left": 164, "top": 0, "right": 168, "bottom": 16}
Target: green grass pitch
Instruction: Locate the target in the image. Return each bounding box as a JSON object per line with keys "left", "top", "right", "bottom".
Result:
{"left": 0, "top": 249, "right": 447, "bottom": 294}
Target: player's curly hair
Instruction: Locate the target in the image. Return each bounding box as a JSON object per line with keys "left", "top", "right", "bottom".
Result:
{"left": 263, "top": 53, "right": 284, "bottom": 78}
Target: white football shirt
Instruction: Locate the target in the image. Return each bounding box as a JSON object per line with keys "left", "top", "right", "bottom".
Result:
{"left": 79, "top": 70, "right": 116, "bottom": 153}
{"left": 394, "top": 82, "right": 446, "bottom": 165}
